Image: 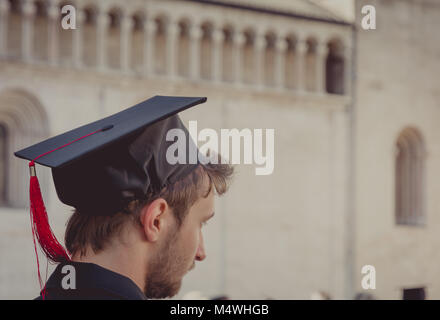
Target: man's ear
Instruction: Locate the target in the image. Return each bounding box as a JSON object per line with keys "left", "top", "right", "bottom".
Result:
{"left": 140, "top": 198, "right": 170, "bottom": 242}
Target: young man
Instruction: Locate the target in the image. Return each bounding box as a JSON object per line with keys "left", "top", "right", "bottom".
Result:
{"left": 15, "top": 96, "right": 233, "bottom": 300}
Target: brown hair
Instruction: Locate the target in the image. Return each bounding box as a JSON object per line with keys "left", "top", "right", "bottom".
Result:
{"left": 65, "top": 161, "right": 233, "bottom": 257}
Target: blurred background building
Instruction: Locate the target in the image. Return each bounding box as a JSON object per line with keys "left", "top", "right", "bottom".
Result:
{"left": 0, "top": 0, "right": 438, "bottom": 300}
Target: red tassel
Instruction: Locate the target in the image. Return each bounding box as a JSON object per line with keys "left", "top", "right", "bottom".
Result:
{"left": 29, "top": 161, "right": 71, "bottom": 298}
{"left": 29, "top": 161, "right": 71, "bottom": 263}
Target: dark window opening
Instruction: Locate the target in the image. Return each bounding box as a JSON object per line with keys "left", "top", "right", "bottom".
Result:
{"left": 403, "top": 287, "right": 426, "bottom": 300}
{"left": 325, "top": 53, "right": 344, "bottom": 94}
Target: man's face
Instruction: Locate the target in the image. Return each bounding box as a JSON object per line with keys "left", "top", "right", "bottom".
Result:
{"left": 144, "top": 186, "right": 215, "bottom": 299}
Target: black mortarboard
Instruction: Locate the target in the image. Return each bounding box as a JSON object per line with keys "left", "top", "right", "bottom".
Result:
{"left": 15, "top": 95, "right": 206, "bottom": 215}
{"left": 14, "top": 95, "right": 206, "bottom": 264}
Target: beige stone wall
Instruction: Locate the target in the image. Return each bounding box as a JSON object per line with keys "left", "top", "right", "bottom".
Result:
{"left": 355, "top": 0, "right": 440, "bottom": 299}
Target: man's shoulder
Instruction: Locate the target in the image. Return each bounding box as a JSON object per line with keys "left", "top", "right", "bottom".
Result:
{"left": 36, "top": 261, "right": 146, "bottom": 300}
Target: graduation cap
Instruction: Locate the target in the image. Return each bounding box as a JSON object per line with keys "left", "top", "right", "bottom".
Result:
{"left": 14, "top": 95, "right": 207, "bottom": 267}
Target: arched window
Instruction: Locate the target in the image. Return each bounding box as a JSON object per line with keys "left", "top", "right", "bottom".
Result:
{"left": 284, "top": 35, "right": 296, "bottom": 89}
{"left": 7, "top": 0, "right": 23, "bottom": 57}
{"left": 242, "top": 29, "right": 254, "bottom": 85}
{"left": 325, "top": 39, "right": 345, "bottom": 94}
{"left": 305, "top": 38, "right": 317, "bottom": 92}
{"left": 263, "top": 32, "right": 276, "bottom": 87}
{"left": 200, "top": 22, "right": 213, "bottom": 80}
{"left": 107, "top": 8, "right": 122, "bottom": 69}
{"left": 131, "top": 12, "right": 145, "bottom": 73}
{"left": 395, "top": 128, "right": 425, "bottom": 226}
{"left": 177, "top": 19, "right": 190, "bottom": 78}
{"left": 221, "top": 27, "right": 234, "bottom": 82}
{"left": 59, "top": 1, "right": 73, "bottom": 63}
{"left": 153, "top": 16, "right": 167, "bottom": 75}
{"left": 34, "top": 0, "right": 49, "bottom": 61}
{"left": 83, "top": 6, "right": 98, "bottom": 67}
{"left": 0, "top": 89, "right": 49, "bottom": 208}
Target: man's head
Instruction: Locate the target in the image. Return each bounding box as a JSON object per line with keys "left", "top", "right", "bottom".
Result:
{"left": 65, "top": 160, "right": 233, "bottom": 298}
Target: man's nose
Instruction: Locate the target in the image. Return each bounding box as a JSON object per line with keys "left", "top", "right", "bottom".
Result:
{"left": 195, "top": 231, "right": 206, "bottom": 261}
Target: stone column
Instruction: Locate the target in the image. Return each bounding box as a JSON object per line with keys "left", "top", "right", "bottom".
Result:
{"left": 143, "top": 18, "right": 156, "bottom": 76}
{"left": 96, "top": 10, "right": 110, "bottom": 71}
{"left": 189, "top": 23, "right": 202, "bottom": 81}
{"left": 233, "top": 32, "right": 246, "bottom": 85}
{"left": 0, "top": 0, "right": 10, "bottom": 58}
{"left": 166, "top": 19, "right": 178, "bottom": 78}
{"left": 72, "top": 8, "right": 85, "bottom": 68}
{"left": 47, "top": 0, "right": 60, "bottom": 65}
{"left": 22, "top": 0, "right": 36, "bottom": 62}
{"left": 295, "top": 39, "right": 308, "bottom": 92}
{"left": 315, "top": 42, "right": 329, "bottom": 94}
{"left": 120, "top": 13, "right": 133, "bottom": 72}
{"left": 274, "top": 37, "right": 287, "bottom": 89}
{"left": 212, "top": 28, "right": 224, "bottom": 83}
{"left": 254, "top": 33, "right": 265, "bottom": 87}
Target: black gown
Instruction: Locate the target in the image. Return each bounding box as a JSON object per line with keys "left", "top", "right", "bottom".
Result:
{"left": 35, "top": 261, "right": 147, "bottom": 300}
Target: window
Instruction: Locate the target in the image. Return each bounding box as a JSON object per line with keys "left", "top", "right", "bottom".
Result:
{"left": 177, "top": 20, "right": 190, "bottom": 78}
{"left": 0, "top": 89, "right": 49, "bottom": 208}
{"left": 200, "top": 22, "right": 213, "bottom": 80}
{"left": 395, "top": 128, "right": 425, "bottom": 226}
{"left": 403, "top": 287, "right": 426, "bottom": 300}
{"left": 325, "top": 39, "right": 345, "bottom": 94}
{"left": 153, "top": 16, "right": 167, "bottom": 75}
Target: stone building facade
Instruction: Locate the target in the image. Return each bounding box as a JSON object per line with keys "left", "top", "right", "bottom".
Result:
{"left": 2, "top": 0, "right": 434, "bottom": 300}
{"left": 354, "top": 0, "right": 440, "bottom": 300}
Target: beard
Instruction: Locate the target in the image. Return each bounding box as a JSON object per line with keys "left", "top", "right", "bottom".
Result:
{"left": 143, "top": 225, "right": 193, "bottom": 299}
